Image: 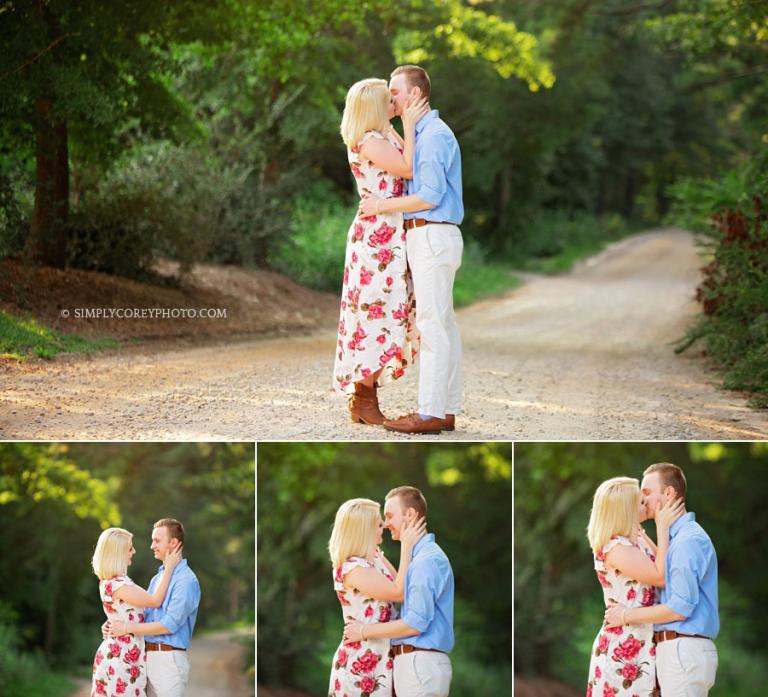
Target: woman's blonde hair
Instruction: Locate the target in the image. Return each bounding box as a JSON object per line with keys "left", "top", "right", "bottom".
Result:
{"left": 328, "top": 498, "right": 381, "bottom": 568}
{"left": 340, "top": 78, "right": 390, "bottom": 149}
{"left": 92, "top": 527, "right": 133, "bottom": 580}
{"left": 587, "top": 477, "right": 640, "bottom": 555}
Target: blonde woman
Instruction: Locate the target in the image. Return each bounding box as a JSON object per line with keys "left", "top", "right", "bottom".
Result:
{"left": 333, "top": 78, "right": 428, "bottom": 424}
{"left": 585, "top": 478, "right": 683, "bottom": 697}
{"left": 90, "top": 527, "right": 181, "bottom": 697}
{"left": 328, "top": 497, "right": 426, "bottom": 697}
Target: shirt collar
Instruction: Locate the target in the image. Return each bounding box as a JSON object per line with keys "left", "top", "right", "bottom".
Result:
{"left": 412, "top": 532, "right": 434, "bottom": 556}
{"left": 158, "top": 557, "right": 188, "bottom": 574}
{"left": 415, "top": 109, "right": 439, "bottom": 135}
{"left": 669, "top": 511, "right": 695, "bottom": 539}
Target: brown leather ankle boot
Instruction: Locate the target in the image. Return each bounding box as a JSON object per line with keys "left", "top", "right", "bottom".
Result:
{"left": 349, "top": 382, "right": 386, "bottom": 425}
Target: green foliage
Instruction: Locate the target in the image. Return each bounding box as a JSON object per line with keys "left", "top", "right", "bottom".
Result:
{"left": 513, "top": 211, "right": 632, "bottom": 273}
{"left": 514, "top": 442, "right": 768, "bottom": 693}
{"left": 453, "top": 240, "right": 520, "bottom": 306}
{"left": 671, "top": 151, "right": 768, "bottom": 406}
{"left": 257, "top": 443, "right": 511, "bottom": 696}
{"left": 268, "top": 182, "right": 352, "bottom": 292}
{"left": 0, "top": 309, "right": 117, "bottom": 361}
{"left": 69, "top": 142, "right": 229, "bottom": 276}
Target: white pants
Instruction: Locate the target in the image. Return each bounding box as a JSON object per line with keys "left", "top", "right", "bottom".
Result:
{"left": 656, "top": 638, "right": 718, "bottom": 697}
{"left": 146, "top": 650, "right": 190, "bottom": 697}
{"left": 393, "top": 651, "right": 452, "bottom": 697}
{"left": 406, "top": 224, "right": 463, "bottom": 418}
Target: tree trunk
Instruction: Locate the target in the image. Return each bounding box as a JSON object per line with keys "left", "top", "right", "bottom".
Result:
{"left": 28, "top": 97, "right": 69, "bottom": 267}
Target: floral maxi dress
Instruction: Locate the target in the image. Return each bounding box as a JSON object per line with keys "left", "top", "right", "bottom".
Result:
{"left": 333, "top": 129, "right": 419, "bottom": 394}
{"left": 328, "top": 555, "right": 397, "bottom": 697}
{"left": 587, "top": 535, "right": 659, "bottom": 697}
{"left": 91, "top": 575, "right": 147, "bottom": 697}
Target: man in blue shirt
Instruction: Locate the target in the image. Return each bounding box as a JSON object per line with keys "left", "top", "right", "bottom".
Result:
{"left": 604, "top": 463, "right": 719, "bottom": 696}
{"left": 106, "top": 518, "right": 201, "bottom": 697}
{"left": 344, "top": 486, "right": 454, "bottom": 697}
{"left": 360, "top": 65, "right": 464, "bottom": 435}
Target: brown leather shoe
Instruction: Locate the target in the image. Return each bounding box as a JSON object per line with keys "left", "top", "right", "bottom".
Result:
{"left": 383, "top": 412, "right": 445, "bottom": 434}
{"left": 349, "top": 382, "right": 386, "bottom": 425}
{"left": 442, "top": 414, "right": 456, "bottom": 431}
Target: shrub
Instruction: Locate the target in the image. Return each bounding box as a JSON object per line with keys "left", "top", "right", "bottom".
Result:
{"left": 268, "top": 181, "right": 353, "bottom": 293}
{"left": 68, "top": 142, "right": 227, "bottom": 277}
{"left": 672, "top": 149, "right": 768, "bottom": 407}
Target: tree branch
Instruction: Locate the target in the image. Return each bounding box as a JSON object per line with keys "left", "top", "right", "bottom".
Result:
{"left": 0, "top": 33, "right": 75, "bottom": 82}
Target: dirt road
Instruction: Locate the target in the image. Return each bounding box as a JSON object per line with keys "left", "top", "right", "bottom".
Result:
{"left": 2, "top": 229, "right": 765, "bottom": 440}
{"left": 68, "top": 630, "right": 252, "bottom": 697}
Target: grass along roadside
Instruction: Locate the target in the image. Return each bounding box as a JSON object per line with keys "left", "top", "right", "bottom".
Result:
{"left": 0, "top": 310, "right": 118, "bottom": 361}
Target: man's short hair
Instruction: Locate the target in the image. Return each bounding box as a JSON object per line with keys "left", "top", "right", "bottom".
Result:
{"left": 154, "top": 518, "right": 185, "bottom": 544}
{"left": 643, "top": 463, "right": 687, "bottom": 501}
{"left": 391, "top": 65, "right": 431, "bottom": 101}
{"left": 385, "top": 486, "right": 427, "bottom": 518}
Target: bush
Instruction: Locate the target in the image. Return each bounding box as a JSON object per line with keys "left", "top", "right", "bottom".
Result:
{"left": 513, "top": 210, "right": 631, "bottom": 272}
{"left": 671, "top": 149, "right": 768, "bottom": 407}
{"left": 68, "top": 142, "right": 228, "bottom": 278}
{"left": 0, "top": 602, "right": 74, "bottom": 697}
{"left": 268, "top": 181, "right": 352, "bottom": 293}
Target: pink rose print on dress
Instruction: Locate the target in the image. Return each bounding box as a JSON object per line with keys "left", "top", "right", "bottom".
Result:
{"left": 626, "top": 587, "right": 636, "bottom": 602}
{"left": 335, "top": 678, "right": 341, "bottom": 691}
{"left": 603, "top": 683, "right": 617, "bottom": 697}
{"left": 352, "top": 224, "right": 364, "bottom": 242}
{"left": 129, "top": 664, "right": 140, "bottom": 682}
{"left": 379, "top": 605, "right": 391, "bottom": 622}
{"left": 364, "top": 605, "right": 374, "bottom": 618}
{"left": 621, "top": 663, "right": 639, "bottom": 681}
{"left": 336, "top": 648, "right": 348, "bottom": 668}
{"left": 605, "top": 625, "right": 624, "bottom": 635}
{"left": 123, "top": 646, "right": 141, "bottom": 664}
{"left": 366, "top": 303, "right": 384, "bottom": 321}
{"left": 116, "top": 677, "right": 127, "bottom": 694}
{"left": 108, "top": 642, "right": 122, "bottom": 658}
{"left": 612, "top": 636, "right": 642, "bottom": 662}
{"left": 368, "top": 223, "right": 396, "bottom": 247}
{"left": 379, "top": 178, "right": 387, "bottom": 192}
{"left": 379, "top": 343, "right": 402, "bottom": 367}
{"left": 595, "top": 665, "right": 601, "bottom": 678}
{"left": 358, "top": 676, "right": 377, "bottom": 694}
{"left": 376, "top": 248, "right": 393, "bottom": 266}
{"left": 641, "top": 587, "right": 655, "bottom": 607}
{"left": 597, "top": 634, "right": 609, "bottom": 655}
{"left": 359, "top": 266, "right": 373, "bottom": 286}
{"left": 376, "top": 334, "right": 386, "bottom": 344}
{"left": 351, "top": 649, "right": 380, "bottom": 675}
{"left": 392, "top": 179, "right": 404, "bottom": 197}
{"left": 351, "top": 162, "right": 364, "bottom": 179}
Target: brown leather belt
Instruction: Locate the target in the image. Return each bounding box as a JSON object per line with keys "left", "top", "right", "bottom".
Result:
{"left": 389, "top": 644, "right": 445, "bottom": 657}
{"left": 145, "top": 642, "right": 186, "bottom": 652}
{"left": 654, "top": 631, "right": 710, "bottom": 644}
{"left": 403, "top": 218, "right": 455, "bottom": 230}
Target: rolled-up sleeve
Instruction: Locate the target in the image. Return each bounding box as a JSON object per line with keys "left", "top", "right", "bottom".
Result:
{"left": 400, "top": 566, "right": 436, "bottom": 633}
{"left": 665, "top": 544, "right": 702, "bottom": 618}
{"left": 154, "top": 577, "right": 200, "bottom": 634}
{"left": 414, "top": 135, "right": 448, "bottom": 207}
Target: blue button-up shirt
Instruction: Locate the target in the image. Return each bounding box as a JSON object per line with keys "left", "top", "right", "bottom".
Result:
{"left": 144, "top": 558, "right": 201, "bottom": 649}
{"left": 656, "top": 512, "right": 719, "bottom": 638}
{"left": 392, "top": 533, "right": 454, "bottom": 652}
{"left": 405, "top": 110, "right": 464, "bottom": 225}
